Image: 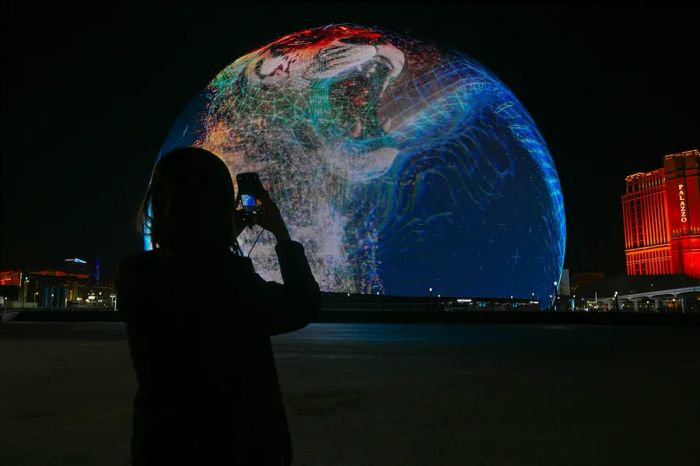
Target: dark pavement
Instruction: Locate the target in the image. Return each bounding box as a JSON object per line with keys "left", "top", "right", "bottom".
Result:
{"left": 1, "top": 322, "right": 699, "bottom": 465}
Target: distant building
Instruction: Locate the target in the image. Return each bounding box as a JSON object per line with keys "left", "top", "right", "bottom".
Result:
{"left": 571, "top": 272, "right": 605, "bottom": 294}
{"left": 622, "top": 149, "right": 700, "bottom": 277}
{"left": 574, "top": 274, "right": 700, "bottom": 313}
{"left": 0, "top": 269, "right": 91, "bottom": 309}
{"left": 558, "top": 268, "right": 571, "bottom": 296}
{"left": 0, "top": 257, "right": 114, "bottom": 309}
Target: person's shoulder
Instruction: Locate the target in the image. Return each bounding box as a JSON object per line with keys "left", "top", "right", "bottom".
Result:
{"left": 116, "top": 251, "right": 161, "bottom": 286}
{"left": 119, "top": 250, "right": 159, "bottom": 272}
{"left": 119, "top": 249, "right": 254, "bottom": 277}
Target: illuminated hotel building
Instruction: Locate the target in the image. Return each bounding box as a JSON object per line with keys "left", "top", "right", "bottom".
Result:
{"left": 622, "top": 149, "right": 700, "bottom": 277}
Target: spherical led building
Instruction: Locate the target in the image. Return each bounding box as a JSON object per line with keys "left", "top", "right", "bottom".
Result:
{"left": 158, "top": 24, "right": 566, "bottom": 303}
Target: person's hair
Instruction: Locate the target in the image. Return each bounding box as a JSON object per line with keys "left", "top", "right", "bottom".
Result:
{"left": 137, "top": 147, "right": 242, "bottom": 255}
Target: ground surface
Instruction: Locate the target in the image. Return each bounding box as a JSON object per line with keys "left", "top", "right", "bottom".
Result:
{"left": 1, "top": 322, "right": 699, "bottom": 466}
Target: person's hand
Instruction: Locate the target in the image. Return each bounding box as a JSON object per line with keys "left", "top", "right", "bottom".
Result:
{"left": 257, "top": 190, "right": 291, "bottom": 242}
{"left": 233, "top": 209, "right": 246, "bottom": 238}
{"left": 237, "top": 190, "right": 290, "bottom": 242}
{"left": 232, "top": 192, "right": 246, "bottom": 238}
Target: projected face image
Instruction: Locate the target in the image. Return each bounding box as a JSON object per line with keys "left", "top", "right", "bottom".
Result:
{"left": 159, "top": 24, "right": 566, "bottom": 303}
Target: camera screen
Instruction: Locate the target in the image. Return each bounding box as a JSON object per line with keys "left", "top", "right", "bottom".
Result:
{"left": 242, "top": 194, "right": 263, "bottom": 209}
{"left": 241, "top": 194, "right": 256, "bottom": 207}
{"left": 241, "top": 194, "right": 255, "bottom": 207}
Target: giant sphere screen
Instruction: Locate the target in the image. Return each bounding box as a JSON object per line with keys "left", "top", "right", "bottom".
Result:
{"left": 156, "top": 24, "right": 566, "bottom": 302}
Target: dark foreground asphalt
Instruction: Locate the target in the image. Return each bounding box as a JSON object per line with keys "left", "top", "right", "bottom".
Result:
{"left": 1, "top": 322, "right": 699, "bottom": 466}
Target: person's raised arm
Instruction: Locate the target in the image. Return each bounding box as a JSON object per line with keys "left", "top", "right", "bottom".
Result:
{"left": 243, "top": 190, "right": 321, "bottom": 335}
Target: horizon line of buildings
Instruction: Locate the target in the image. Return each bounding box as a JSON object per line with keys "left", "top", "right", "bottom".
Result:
{"left": 0, "top": 258, "right": 115, "bottom": 309}
{"left": 2, "top": 149, "right": 699, "bottom": 312}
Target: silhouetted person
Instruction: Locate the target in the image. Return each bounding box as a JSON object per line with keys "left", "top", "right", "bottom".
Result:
{"left": 116, "top": 147, "right": 320, "bottom": 465}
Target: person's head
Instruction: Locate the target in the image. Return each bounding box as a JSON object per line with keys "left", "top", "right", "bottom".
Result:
{"left": 138, "top": 147, "right": 239, "bottom": 254}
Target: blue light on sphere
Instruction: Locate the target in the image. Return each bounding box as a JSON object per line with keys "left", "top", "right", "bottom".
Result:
{"left": 158, "top": 24, "right": 566, "bottom": 304}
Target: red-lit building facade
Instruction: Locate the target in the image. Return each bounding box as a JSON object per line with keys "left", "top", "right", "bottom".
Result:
{"left": 622, "top": 149, "right": 700, "bottom": 277}
{"left": 0, "top": 258, "right": 114, "bottom": 309}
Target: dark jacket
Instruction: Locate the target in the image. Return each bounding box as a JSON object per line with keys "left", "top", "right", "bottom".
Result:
{"left": 116, "top": 240, "right": 320, "bottom": 466}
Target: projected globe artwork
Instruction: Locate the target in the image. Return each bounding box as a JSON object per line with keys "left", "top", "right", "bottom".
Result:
{"left": 158, "top": 24, "right": 566, "bottom": 302}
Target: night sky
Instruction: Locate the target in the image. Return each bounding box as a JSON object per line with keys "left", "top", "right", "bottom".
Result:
{"left": 2, "top": 2, "right": 698, "bottom": 283}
